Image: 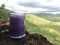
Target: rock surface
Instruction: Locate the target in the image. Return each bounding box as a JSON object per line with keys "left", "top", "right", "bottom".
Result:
{"left": 0, "top": 22, "right": 53, "bottom": 45}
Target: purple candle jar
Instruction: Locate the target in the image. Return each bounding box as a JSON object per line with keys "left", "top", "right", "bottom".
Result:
{"left": 9, "top": 13, "right": 26, "bottom": 39}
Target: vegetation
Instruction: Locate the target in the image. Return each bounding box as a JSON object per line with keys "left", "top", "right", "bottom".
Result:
{"left": 25, "top": 14, "right": 60, "bottom": 45}
{"left": 0, "top": 4, "right": 13, "bottom": 22}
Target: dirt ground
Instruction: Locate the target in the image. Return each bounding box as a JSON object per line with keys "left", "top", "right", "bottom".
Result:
{"left": 0, "top": 22, "right": 53, "bottom": 45}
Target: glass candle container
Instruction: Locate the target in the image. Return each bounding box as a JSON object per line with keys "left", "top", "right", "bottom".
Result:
{"left": 9, "top": 13, "right": 26, "bottom": 39}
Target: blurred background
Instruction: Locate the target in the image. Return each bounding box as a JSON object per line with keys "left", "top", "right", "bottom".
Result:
{"left": 0, "top": 0, "right": 60, "bottom": 45}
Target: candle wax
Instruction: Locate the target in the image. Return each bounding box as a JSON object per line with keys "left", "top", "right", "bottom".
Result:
{"left": 9, "top": 13, "right": 26, "bottom": 38}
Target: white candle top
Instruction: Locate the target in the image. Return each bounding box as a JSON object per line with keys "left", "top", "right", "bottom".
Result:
{"left": 10, "top": 13, "right": 24, "bottom": 16}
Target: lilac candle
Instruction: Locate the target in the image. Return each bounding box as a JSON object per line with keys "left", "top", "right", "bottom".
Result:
{"left": 9, "top": 13, "right": 26, "bottom": 39}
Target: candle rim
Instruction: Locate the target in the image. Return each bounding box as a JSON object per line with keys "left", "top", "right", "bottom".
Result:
{"left": 10, "top": 13, "right": 24, "bottom": 15}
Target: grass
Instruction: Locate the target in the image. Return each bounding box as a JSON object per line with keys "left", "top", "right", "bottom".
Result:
{"left": 25, "top": 14, "right": 60, "bottom": 45}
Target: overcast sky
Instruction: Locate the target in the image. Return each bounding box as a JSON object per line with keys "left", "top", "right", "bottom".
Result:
{"left": 0, "top": 0, "right": 60, "bottom": 14}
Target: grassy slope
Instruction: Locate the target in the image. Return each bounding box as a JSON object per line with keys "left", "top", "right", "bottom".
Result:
{"left": 25, "top": 14, "right": 60, "bottom": 45}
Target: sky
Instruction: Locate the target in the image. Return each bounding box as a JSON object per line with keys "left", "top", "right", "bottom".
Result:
{"left": 0, "top": 0, "right": 60, "bottom": 14}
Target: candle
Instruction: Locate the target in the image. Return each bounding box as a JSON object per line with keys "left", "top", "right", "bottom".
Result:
{"left": 9, "top": 13, "right": 26, "bottom": 39}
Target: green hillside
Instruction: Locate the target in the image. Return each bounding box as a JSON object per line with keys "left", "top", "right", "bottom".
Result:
{"left": 25, "top": 14, "right": 60, "bottom": 45}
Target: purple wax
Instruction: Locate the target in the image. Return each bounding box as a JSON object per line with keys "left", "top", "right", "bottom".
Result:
{"left": 9, "top": 13, "right": 26, "bottom": 39}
